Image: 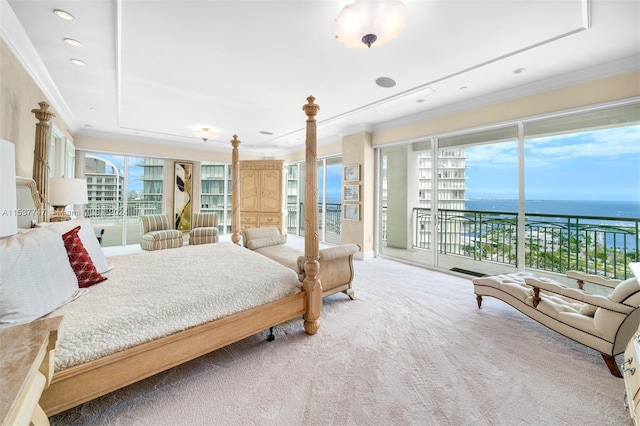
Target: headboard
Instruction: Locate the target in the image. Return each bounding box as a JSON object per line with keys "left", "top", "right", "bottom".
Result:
{"left": 16, "top": 176, "right": 42, "bottom": 229}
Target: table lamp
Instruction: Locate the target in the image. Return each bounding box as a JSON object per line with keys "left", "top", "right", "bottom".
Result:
{"left": 49, "top": 178, "right": 88, "bottom": 222}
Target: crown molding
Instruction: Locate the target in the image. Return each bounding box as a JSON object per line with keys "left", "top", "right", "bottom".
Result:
{"left": 0, "top": 0, "right": 77, "bottom": 133}
{"left": 374, "top": 55, "right": 640, "bottom": 134}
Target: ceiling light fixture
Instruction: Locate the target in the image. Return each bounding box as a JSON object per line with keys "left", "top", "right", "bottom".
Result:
{"left": 64, "top": 38, "right": 82, "bottom": 47}
{"left": 70, "top": 59, "right": 86, "bottom": 66}
{"left": 53, "top": 9, "right": 75, "bottom": 21}
{"left": 334, "top": 0, "right": 408, "bottom": 49}
{"left": 193, "top": 127, "right": 218, "bottom": 142}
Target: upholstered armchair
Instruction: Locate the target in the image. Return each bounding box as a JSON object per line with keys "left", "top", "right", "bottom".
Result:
{"left": 189, "top": 212, "right": 219, "bottom": 245}
{"left": 140, "top": 214, "right": 183, "bottom": 251}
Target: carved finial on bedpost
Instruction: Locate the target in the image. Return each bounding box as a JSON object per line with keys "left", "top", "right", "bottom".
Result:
{"left": 230, "top": 135, "right": 241, "bottom": 246}
{"left": 31, "top": 101, "right": 56, "bottom": 223}
{"left": 302, "top": 96, "right": 322, "bottom": 335}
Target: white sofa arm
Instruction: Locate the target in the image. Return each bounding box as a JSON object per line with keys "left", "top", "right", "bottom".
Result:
{"left": 319, "top": 244, "right": 359, "bottom": 261}
{"left": 525, "top": 277, "right": 634, "bottom": 314}
{"left": 566, "top": 270, "right": 621, "bottom": 289}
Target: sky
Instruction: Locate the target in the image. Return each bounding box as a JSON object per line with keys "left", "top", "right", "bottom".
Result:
{"left": 465, "top": 125, "right": 640, "bottom": 202}
{"left": 85, "top": 155, "right": 147, "bottom": 191}
{"left": 87, "top": 124, "right": 640, "bottom": 203}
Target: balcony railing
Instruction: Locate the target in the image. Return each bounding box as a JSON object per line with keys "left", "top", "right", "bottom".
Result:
{"left": 287, "top": 202, "right": 342, "bottom": 235}
{"left": 84, "top": 200, "right": 163, "bottom": 221}
{"left": 396, "top": 208, "right": 639, "bottom": 280}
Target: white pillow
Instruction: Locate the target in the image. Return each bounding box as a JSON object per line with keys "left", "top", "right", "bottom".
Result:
{"left": 247, "top": 235, "right": 287, "bottom": 250}
{"left": 0, "top": 225, "right": 79, "bottom": 327}
{"left": 39, "top": 218, "right": 112, "bottom": 273}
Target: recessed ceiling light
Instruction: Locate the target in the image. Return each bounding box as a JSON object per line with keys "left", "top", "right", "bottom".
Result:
{"left": 512, "top": 67, "right": 526, "bottom": 74}
{"left": 459, "top": 86, "right": 468, "bottom": 90}
{"left": 89, "top": 108, "right": 97, "bottom": 112}
{"left": 259, "top": 131, "right": 273, "bottom": 135}
{"left": 416, "top": 99, "right": 426, "bottom": 103}
{"left": 64, "top": 38, "right": 82, "bottom": 47}
{"left": 53, "top": 9, "right": 74, "bottom": 21}
{"left": 84, "top": 124, "right": 93, "bottom": 127}
{"left": 375, "top": 77, "right": 396, "bottom": 88}
{"left": 70, "top": 59, "right": 86, "bottom": 66}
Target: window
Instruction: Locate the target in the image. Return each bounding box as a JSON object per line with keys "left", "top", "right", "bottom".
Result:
{"left": 377, "top": 101, "right": 639, "bottom": 278}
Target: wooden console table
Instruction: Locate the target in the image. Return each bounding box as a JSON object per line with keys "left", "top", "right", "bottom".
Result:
{"left": 1, "top": 316, "right": 62, "bottom": 426}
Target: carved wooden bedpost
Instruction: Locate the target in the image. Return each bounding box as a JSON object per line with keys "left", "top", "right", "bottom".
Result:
{"left": 31, "top": 101, "right": 56, "bottom": 222}
{"left": 230, "top": 135, "right": 241, "bottom": 245}
{"left": 302, "top": 96, "right": 322, "bottom": 335}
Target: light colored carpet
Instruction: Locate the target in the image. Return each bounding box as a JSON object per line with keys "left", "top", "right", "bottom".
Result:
{"left": 50, "top": 255, "right": 628, "bottom": 426}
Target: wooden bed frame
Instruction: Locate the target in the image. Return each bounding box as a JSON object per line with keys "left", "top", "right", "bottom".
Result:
{"left": 37, "top": 96, "right": 323, "bottom": 415}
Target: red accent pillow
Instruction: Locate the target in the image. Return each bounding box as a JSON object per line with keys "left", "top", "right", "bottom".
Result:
{"left": 61, "top": 226, "right": 107, "bottom": 288}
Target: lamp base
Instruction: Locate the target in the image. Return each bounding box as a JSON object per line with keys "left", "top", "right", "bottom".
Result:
{"left": 50, "top": 206, "right": 71, "bottom": 222}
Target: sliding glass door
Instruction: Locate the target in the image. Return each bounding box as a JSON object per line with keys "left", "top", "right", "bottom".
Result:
{"left": 522, "top": 103, "right": 640, "bottom": 279}
{"left": 82, "top": 152, "right": 164, "bottom": 247}
{"left": 288, "top": 156, "right": 343, "bottom": 244}
{"left": 377, "top": 101, "right": 639, "bottom": 280}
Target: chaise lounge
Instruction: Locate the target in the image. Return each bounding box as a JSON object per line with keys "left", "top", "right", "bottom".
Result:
{"left": 473, "top": 265, "right": 640, "bottom": 377}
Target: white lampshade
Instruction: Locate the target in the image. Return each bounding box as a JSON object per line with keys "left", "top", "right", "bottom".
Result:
{"left": 334, "top": 0, "right": 408, "bottom": 49}
{"left": 49, "top": 178, "right": 88, "bottom": 206}
{"left": 0, "top": 139, "right": 17, "bottom": 237}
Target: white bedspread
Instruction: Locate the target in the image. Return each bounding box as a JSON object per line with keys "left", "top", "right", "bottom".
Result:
{"left": 47, "top": 243, "right": 301, "bottom": 371}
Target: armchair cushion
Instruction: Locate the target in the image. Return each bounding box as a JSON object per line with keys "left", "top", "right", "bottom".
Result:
{"left": 141, "top": 214, "right": 172, "bottom": 233}
{"left": 192, "top": 212, "right": 218, "bottom": 228}
{"left": 189, "top": 213, "right": 218, "bottom": 245}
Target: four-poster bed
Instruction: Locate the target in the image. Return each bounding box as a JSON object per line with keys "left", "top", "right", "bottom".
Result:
{"left": 13, "top": 97, "right": 326, "bottom": 415}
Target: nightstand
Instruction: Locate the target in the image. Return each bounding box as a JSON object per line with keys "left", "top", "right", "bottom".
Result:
{"left": 0, "top": 316, "right": 62, "bottom": 426}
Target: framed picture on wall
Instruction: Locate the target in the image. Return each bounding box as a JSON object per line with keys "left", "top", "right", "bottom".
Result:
{"left": 343, "top": 185, "right": 360, "bottom": 202}
{"left": 343, "top": 164, "right": 360, "bottom": 182}
{"left": 174, "top": 162, "right": 193, "bottom": 231}
{"left": 343, "top": 204, "right": 359, "bottom": 221}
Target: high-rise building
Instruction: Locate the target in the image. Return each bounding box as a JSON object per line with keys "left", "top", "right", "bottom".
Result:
{"left": 417, "top": 148, "right": 467, "bottom": 210}
{"left": 84, "top": 155, "right": 124, "bottom": 217}
{"left": 138, "top": 158, "right": 164, "bottom": 203}
{"left": 381, "top": 147, "right": 468, "bottom": 251}
{"left": 200, "top": 162, "right": 232, "bottom": 234}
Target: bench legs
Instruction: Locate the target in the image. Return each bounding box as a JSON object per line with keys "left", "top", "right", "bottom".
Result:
{"left": 602, "top": 353, "right": 623, "bottom": 378}
{"left": 343, "top": 288, "right": 355, "bottom": 300}
{"left": 476, "top": 294, "right": 482, "bottom": 308}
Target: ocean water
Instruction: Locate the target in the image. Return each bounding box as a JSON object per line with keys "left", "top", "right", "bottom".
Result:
{"left": 465, "top": 200, "right": 640, "bottom": 249}
{"left": 466, "top": 199, "right": 640, "bottom": 220}
{"left": 324, "top": 196, "right": 640, "bottom": 219}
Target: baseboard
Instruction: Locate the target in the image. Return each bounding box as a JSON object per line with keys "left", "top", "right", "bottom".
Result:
{"left": 354, "top": 250, "right": 375, "bottom": 261}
